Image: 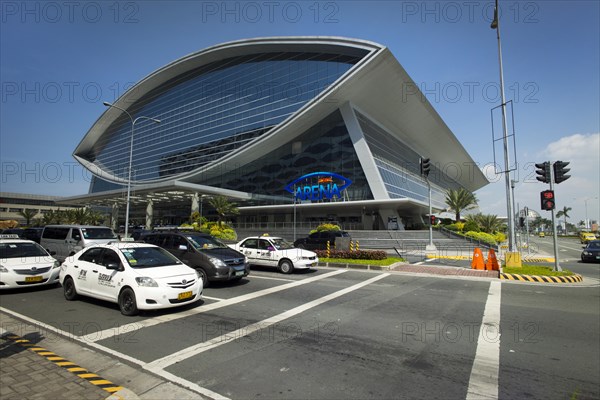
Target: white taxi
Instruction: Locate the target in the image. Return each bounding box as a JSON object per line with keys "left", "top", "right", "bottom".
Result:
{"left": 0, "top": 234, "right": 60, "bottom": 289}
{"left": 229, "top": 236, "right": 318, "bottom": 274}
{"left": 59, "top": 242, "right": 203, "bottom": 316}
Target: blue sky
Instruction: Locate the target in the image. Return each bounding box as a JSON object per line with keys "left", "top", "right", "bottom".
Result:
{"left": 1, "top": 0, "right": 599, "bottom": 225}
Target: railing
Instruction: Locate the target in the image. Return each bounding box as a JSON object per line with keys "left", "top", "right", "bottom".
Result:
{"left": 438, "top": 226, "right": 499, "bottom": 251}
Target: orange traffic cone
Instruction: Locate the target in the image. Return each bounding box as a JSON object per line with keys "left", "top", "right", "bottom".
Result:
{"left": 486, "top": 249, "right": 499, "bottom": 271}
{"left": 471, "top": 247, "right": 484, "bottom": 270}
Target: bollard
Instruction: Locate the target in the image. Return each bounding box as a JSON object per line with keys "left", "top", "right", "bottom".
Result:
{"left": 326, "top": 240, "right": 330, "bottom": 258}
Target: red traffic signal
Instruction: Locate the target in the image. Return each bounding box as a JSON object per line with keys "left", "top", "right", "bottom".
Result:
{"left": 430, "top": 215, "right": 436, "bottom": 225}
{"left": 540, "top": 190, "right": 555, "bottom": 211}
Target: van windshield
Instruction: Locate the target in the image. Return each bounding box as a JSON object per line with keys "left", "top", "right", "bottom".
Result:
{"left": 81, "top": 228, "right": 117, "bottom": 239}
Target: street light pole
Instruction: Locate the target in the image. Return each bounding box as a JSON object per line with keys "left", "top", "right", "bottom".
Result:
{"left": 103, "top": 102, "right": 161, "bottom": 238}
{"left": 491, "top": 0, "right": 516, "bottom": 253}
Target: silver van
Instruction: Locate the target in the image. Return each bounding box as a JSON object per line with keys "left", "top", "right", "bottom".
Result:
{"left": 41, "top": 225, "right": 118, "bottom": 262}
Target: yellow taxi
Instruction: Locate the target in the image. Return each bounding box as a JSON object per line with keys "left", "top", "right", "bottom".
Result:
{"left": 580, "top": 232, "right": 597, "bottom": 244}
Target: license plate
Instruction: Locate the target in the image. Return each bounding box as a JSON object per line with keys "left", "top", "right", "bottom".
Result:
{"left": 178, "top": 291, "right": 192, "bottom": 300}
{"left": 25, "top": 276, "right": 43, "bottom": 282}
{"left": 234, "top": 270, "right": 245, "bottom": 277}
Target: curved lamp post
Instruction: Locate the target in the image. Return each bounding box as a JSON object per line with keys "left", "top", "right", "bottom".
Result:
{"left": 103, "top": 101, "right": 161, "bottom": 238}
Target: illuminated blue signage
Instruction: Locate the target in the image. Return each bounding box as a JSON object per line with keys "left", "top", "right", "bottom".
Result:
{"left": 285, "top": 172, "right": 352, "bottom": 201}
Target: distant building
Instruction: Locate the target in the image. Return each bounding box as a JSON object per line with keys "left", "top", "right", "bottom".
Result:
{"left": 0, "top": 192, "right": 79, "bottom": 226}
{"left": 64, "top": 36, "right": 488, "bottom": 231}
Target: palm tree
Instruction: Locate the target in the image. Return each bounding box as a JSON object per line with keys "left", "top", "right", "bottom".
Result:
{"left": 477, "top": 214, "right": 504, "bottom": 234}
{"left": 208, "top": 196, "right": 239, "bottom": 227}
{"left": 445, "top": 188, "right": 478, "bottom": 222}
{"left": 556, "top": 206, "right": 572, "bottom": 235}
{"left": 18, "top": 209, "right": 38, "bottom": 226}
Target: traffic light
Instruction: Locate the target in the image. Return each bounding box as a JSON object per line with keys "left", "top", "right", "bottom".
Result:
{"left": 553, "top": 160, "right": 571, "bottom": 184}
{"left": 535, "top": 162, "right": 551, "bottom": 183}
{"left": 420, "top": 158, "right": 431, "bottom": 177}
{"left": 430, "top": 215, "right": 436, "bottom": 225}
{"left": 519, "top": 217, "right": 525, "bottom": 228}
{"left": 540, "top": 190, "right": 555, "bottom": 211}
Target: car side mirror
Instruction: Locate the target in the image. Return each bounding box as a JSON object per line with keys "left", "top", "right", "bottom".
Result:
{"left": 49, "top": 251, "right": 56, "bottom": 256}
{"left": 106, "top": 262, "right": 122, "bottom": 271}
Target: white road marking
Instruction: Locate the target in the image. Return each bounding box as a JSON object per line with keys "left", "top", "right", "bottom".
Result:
{"left": 466, "top": 280, "right": 502, "bottom": 400}
{"left": 247, "top": 274, "right": 295, "bottom": 282}
{"left": 201, "top": 295, "right": 225, "bottom": 302}
{"left": 146, "top": 273, "right": 391, "bottom": 370}
{"left": 82, "top": 269, "right": 347, "bottom": 343}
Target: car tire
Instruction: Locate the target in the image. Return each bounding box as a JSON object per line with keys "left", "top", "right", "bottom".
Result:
{"left": 118, "top": 288, "right": 139, "bottom": 316}
{"left": 279, "top": 259, "right": 294, "bottom": 274}
{"left": 63, "top": 276, "right": 78, "bottom": 301}
{"left": 197, "top": 268, "right": 209, "bottom": 288}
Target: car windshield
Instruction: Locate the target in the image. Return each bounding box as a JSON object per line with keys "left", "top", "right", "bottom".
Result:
{"left": 587, "top": 242, "right": 600, "bottom": 249}
{"left": 186, "top": 234, "right": 227, "bottom": 250}
{"left": 269, "top": 238, "right": 295, "bottom": 250}
{"left": 82, "top": 228, "right": 117, "bottom": 239}
{"left": 0, "top": 242, "right": 49, "bottom": 258}
{"left": 120, "top": 246, "right": 183, "bottom": 268}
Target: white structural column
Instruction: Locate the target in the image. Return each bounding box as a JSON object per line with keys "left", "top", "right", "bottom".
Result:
{"left": 191, "top": 193, "right": 200, "bottom": 214}
{"left": 111, "top": 203, "right": 119, "bottom": 232}
{"left": 145, "top": 199, "right": 154, "bottom": 230}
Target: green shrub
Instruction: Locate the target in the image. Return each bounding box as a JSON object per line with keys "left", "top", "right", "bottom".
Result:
{"left": 464, "top": 231, "right": 497, "bottom": 245}
{"left": 315, "top": 249, "right": 387, "bottom": 260}
{"left": 463, "top": 220, "right": 479, "bottom": 232}
{"left": 309, "top": 223, "right": 341, "bottom": 235}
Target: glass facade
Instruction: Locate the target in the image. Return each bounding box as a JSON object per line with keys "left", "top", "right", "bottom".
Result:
{"left": 86, "top": 52, "right": 364, "bottom": 191}
{"left": 200, "top": 110, "right": 372, "bottom": 206}
{"left": 356, "top": 111, "right": 460, "bottom": 209}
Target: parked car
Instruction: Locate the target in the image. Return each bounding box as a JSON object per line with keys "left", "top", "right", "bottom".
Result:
{"left": 141, "top": 231, "right": 249, "bottom": 286}
{"left": 580, "top": 232, "right": 597, "bottom": 244}
{"left": 581, "top": 240, "right": 600, "bottom": 263}
{"left": 59, "top": 242, "right": 203, "bottom": 315}
{"left": 1, "top": 228, "right": 24, "bottom": 237}
{"left": 41, "top": 225, "right": 118, "bottom": 262}
{"left": 230, "top": 236, "right": 318, "bottom": 274}
{"left": 293, "top": 230, "right": 351, "bottom": 250}
{"left": 21, "top": 227, "right": 44, "bottom": 243}
{"left": 0, "top": 234, "right": 60, "bottom": 289}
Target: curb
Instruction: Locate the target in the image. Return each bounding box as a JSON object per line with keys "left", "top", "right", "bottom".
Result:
{"left": 318, "top": 262, "right": 390, "bottom": 271}
{"left": 500, "top": 273, "right": 583, "bottom": 283}
{"left": 1, "top": 331, "right": 127, "bottom": 397}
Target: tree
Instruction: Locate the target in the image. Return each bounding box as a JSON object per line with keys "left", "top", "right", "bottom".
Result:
{"left": 208, "top": 196, "right": 239, "bottom": 227}
{"left": 556, "top": 206, "right": 572, "bottom": 235}
{"left": 445, "top": 188, "right": 478, "bottom": 222}
{"left": 18, "top": 209, "right": 38, "bottom": 226}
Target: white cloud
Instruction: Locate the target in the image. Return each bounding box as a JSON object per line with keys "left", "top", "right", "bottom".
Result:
{"left": 476, "top": 133, "right": 600, "bottom": 225}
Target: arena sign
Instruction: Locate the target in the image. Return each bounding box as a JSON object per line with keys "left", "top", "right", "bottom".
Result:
{"left": 285, "top": 172, "right": 352, "bottom": 201}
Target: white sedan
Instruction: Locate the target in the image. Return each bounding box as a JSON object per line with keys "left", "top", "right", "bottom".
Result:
{"left": 229, "top": 236, "right": 318, "bottom": 274}
{"left": 0, "top": 235, "right": 60, "bottom": 289}
{"left": 59, "top": 242, "right": 202, "bottom": 316}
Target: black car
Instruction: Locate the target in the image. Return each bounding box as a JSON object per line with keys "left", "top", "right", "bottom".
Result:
{"left": 581, "top": 240, "right": 600, "bottom": 263}
{"left": 21, "top": 227, "right": 44, "bottom": 243}
{"left": 142, "top": 231, "right": 249, "bottom": 286}
{"left": 293, "top": 230, "right": 351, "bottom": 250}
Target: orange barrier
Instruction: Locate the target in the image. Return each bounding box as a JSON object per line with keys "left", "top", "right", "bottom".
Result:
{"left": 486, "top": 249, "right": 500, "bottom": 271}
{"left": 471, "top": 247, "right": 485, "bottom": 270}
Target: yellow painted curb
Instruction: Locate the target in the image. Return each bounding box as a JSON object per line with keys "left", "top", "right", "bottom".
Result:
{"left": 3, "top": 333, "right": 124, "bottom": 395}
{"left": 500, "top": 273, "right": 583, "bottom": 283}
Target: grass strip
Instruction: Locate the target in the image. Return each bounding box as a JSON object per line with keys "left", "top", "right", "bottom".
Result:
{"left": 320, "top": 257, "right": 404, "bottom": 266}
{"left": 504, "top": 264, "right": 574, "bottom": 276}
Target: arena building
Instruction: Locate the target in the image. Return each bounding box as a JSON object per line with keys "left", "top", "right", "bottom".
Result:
{"left": 64, "top": 36, "right": 488, "bottom": 232}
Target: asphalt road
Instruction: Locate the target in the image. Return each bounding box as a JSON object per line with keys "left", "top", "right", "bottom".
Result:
{"left": 1, "top": 260, "right": 599, "bottom": 400}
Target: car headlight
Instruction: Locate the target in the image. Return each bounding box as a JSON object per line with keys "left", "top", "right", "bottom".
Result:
{"left": 135, "top": 277, "right": 158, "bottom": 287}
{"left": 583, "top": 251, "right": 591, "bottom": 256}
{"left": 52, "top": 261, "right": 60, "bottom": 269}
{"left": 209, "top": 257, "right": 226, "bottom": 268}
{"left": 0, "top": 265, "right": 8, "bottom": 273}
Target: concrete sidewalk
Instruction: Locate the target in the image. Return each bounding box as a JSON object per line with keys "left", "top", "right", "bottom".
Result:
{"left": 0, "top": 313, "right": 201, "bottom": 400}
